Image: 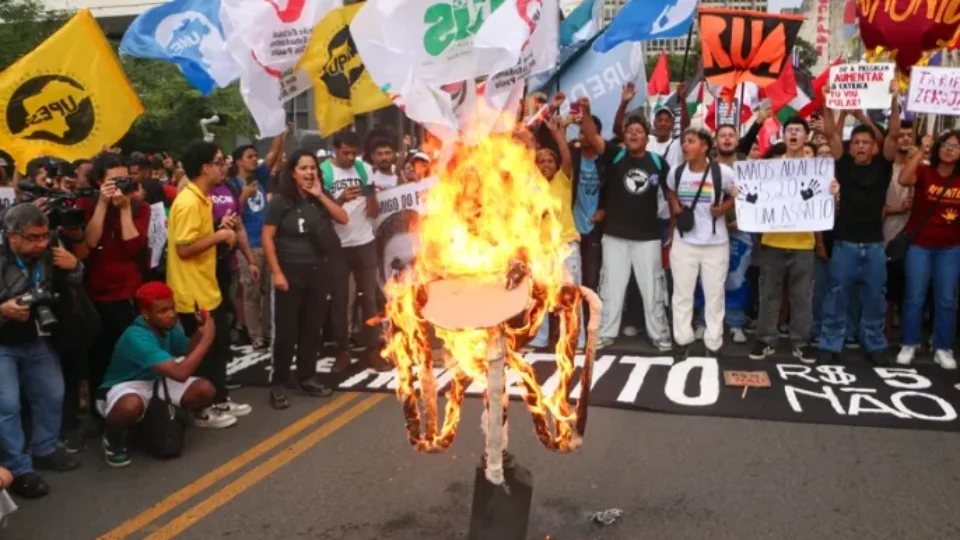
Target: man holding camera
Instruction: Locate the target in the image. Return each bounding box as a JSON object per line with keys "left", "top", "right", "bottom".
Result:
{"left": 0, "top": 204, "right": 84, "bottom": 499}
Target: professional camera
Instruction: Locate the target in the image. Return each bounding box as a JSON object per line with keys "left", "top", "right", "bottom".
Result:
{"left": 17, "top": 181, "right": 87, "bottom": 229}
{"left": 113, "top": 176, "right": 138, "bottom": 195}
{"left": 17, "top": 285, "right": 60, "bottom": 333}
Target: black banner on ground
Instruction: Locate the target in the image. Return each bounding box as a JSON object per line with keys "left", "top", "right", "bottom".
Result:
{"left": 228, "top": 347, "right": 960, "bottom": 433}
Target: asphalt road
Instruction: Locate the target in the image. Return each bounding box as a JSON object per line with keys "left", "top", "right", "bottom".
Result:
{"left": 4, "top": 385, "right": 960, "bottom": 540}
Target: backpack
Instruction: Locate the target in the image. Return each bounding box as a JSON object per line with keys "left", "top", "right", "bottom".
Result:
{"left": 673, "top": 161, "right": 723, "bottom": 236}
{"left": 320, "top": 160, "right": 369, "bottom": 192}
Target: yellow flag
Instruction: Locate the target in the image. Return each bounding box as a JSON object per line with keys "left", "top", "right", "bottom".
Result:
{"left": 296, "top": 3, "right": 390, "bottom": 136}
{"left": 0, "top": 10, "right": 144, "bottom": 172}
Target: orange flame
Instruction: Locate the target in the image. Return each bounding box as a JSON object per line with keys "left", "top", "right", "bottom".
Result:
{"left": 381, "top": 124, "right": 593, "bottom": 454}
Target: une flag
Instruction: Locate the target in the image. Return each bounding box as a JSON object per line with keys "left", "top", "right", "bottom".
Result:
{"left": 532, "top": 35, "right": 646, "bottom": 139}
{"left": 698, "top": 8, "right": 803, "bottom": 90}
{"left": 594, "top": 0, "right": 696, "bottom": 53}
{"left": 120, "top": 0, "right": 238, "bottom": 95}
{"left": 0, "top": 10, "right": 144, "bottom": 173}
{"left": 296, "top": 3, "right": 391, "bottom": 136}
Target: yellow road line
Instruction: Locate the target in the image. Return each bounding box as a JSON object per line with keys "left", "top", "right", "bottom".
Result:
{"left": 98, "top": 392, "right": 362, "bottom": 540}
{"left": 143, "top": 394, "right": 388, "bottom": 540}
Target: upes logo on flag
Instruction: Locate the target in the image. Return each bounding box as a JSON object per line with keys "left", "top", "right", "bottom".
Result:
{"left": 698, "top": 8, "right": 804, "bottom": 90}
{"left": 0, "top": 10, "right": 143, "bottom": 172}
{"left": 297, "top": 3, "right": 391, "bottom": 136}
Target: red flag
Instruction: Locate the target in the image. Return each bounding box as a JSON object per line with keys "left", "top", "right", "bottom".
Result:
{"left": 647, "top": 52, "right": 670, "bottom": 97}
{"left": 798, "top": 57, "right": 840, "bottom": 117}
{"left": 760, "top": 60, "right": 798, "bottom": 113}
{"left": 757, "top": 116, "right": 781, "bottom": 157}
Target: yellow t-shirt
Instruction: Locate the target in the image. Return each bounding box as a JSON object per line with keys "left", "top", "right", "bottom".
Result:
{"left": 166, "top": 182, "right": 222, "bottom": 313}
{"left": 761, "top": 231, "right": 815, "bottom": 250}
{"left": 547, "top": 170, "right": 579, "bottom": 244}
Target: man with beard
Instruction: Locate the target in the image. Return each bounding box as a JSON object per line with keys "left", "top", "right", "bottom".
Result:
{"left": 713, "top": 110, "right": 768, "bottom": 344}
{"left": 369, "top": 138, "right": 400, "bottom": 191}
{"left": 818, "top": 84, "right": 901, "bottom": 366}
{"left": 750, "top": 117, "right": 837, "bottom": 365}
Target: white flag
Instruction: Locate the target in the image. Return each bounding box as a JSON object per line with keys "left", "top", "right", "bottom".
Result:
{"left": 219, "top": 0, "right": 339, "bottom": 137}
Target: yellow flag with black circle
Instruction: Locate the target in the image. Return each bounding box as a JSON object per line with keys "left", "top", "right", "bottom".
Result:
{"left": 0, "top": 9, "right": 144, "bottom": 172}
{"left": 296, "top": 3, "right": 390, "bottom": 136}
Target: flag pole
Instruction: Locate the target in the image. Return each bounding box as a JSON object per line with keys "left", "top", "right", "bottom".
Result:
{"left": 680, "top": 18, "right": 695, "bottom": 82}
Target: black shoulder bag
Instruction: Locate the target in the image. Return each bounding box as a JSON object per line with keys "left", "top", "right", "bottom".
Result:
{"left": 138, "top": 378, "right": 188, "bottom": 459}
{"left": 675, "top": 164, "right": 711, "bottom": 235}
{"left": 886, "top": 174, "right": 959, "bottom": 263}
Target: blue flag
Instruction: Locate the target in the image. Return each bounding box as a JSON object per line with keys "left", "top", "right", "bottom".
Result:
{"left": 594, "top": 0, "right": 696, "bottom": 53}
{"left": 120, "top": 0, "right": 238, "bottom": 95}
{"left": 531, "top": 34, "right": 647, "bottom": 139}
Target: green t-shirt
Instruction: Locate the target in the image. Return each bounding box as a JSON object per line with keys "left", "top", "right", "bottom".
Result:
{"left": 100, "top": 316, "right": 189, "bottom": 390}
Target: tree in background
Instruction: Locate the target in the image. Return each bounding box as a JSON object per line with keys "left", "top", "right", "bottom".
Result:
{"left": 0, "top": 0, "right": 256, "bottom": 160}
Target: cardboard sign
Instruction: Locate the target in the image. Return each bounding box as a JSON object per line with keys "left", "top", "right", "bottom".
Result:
{"left": 734, "top": 158, "right": 836, "bottom": 233}
{"left": 0, "top": 187, "right": 15, "bottom": 210}
{"left": 906, "top": 66, "right": 960, "bottom": 116}
{"left": 827, "top": 63, "right": 895, "bottom": 110}
{"left": 724, "top": 370, "right": 772, "bottom": 388}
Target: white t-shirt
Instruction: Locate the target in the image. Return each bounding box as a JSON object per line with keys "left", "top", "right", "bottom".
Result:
{"left": 647, "top": 137, "right": 682, "bottom": 219}
{"left": 325, "top": 162, "right": 375, "bottom": 248}
{"left": 371, "top": 170, "right": 399, "bottom": 192}
{"left": 668, "top": 161, "right": 737, "bottom": 246}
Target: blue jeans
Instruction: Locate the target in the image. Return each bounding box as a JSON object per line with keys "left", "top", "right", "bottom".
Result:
{"left": 812, "top": 258, "right": 859, "bottom": 340}
{"left": 902, "top": 245, "right": 960, "bottom": 350}
{"left": 819, "top": 242, "right": 887, "bottom": 353}
{"left": 0, "top": 339, "right": 64, "bottom": 476}
{"left": 532, "top": 242, "right": 586, "bottom": 348}
{"left": 725, "top": 231, "right": 753, "bottom": 329}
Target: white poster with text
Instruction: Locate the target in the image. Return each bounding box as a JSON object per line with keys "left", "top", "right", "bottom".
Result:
{"left": 734, "top": 158, "right": 835, "bottom": 233}
{"left": 374, "top": 177, "right": 437, "bottom": 285}
{"left": 827, "top": 63, "right": 895, "bottom": 110}
{"left": 906, "top": 66, "right": 960, "bottom": 116}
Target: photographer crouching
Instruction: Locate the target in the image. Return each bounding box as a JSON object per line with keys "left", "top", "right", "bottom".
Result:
{"left": 0, "top": 204, "right": 83, "bottom": 499}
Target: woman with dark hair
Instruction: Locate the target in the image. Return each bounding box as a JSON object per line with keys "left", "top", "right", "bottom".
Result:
{"left": 896, "top": 130, "right": 960, "bottom": 369}
{"left": 261, "top": 149, "right": 348, "bottom": 408}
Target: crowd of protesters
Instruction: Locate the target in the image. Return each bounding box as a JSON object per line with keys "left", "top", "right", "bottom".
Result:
{"left": 1, "top": 82, "right": 959, "bottom": 513}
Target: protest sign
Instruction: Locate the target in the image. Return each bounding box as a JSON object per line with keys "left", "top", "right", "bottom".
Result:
{"left": 374, "top": 177, "right": 437, "bottom": 285}
{"left": 148, "top": 202, "right": 167, "bottom": 269}
{"left": 906, "top": 66, "right": 960, "bottom": 116}
{"left": 734, "top": 158, "right": 835, "bottom": 233}
{"left": 718, "top": 99, "right": 740, "bottom": 126}
{"left": 827, "top": 63, "right": 895, "bottom": 110}
{"left": 0, "top": 188, "right": 15, "bottom": 210}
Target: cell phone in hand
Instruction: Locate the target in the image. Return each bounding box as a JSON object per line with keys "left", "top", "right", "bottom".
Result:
{"left": 361, "top": 183, "right": 376, "bottom": 197}
{"left": 570, "top": 103, "right": 582, "bottom": 116}
{"left": 194, "top": 301, "right": 208, "bottom": 325}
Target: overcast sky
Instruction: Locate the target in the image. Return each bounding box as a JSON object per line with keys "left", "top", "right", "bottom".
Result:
{"left": 767, "top": 0, "right": 803, "bottom": 12}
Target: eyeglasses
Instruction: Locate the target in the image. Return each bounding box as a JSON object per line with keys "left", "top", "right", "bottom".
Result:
{"left": 16, "top": 232, "right": 48, "bottom": 243}
{"left": 784, "top": 127, "right": 806, "bottom": 135}
{"left": 941, "top": 142, "right": 960, "bottom": 151}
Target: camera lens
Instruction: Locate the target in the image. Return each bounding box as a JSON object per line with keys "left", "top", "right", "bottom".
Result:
{"left": 35, "top": 305, "right": 58, "bottom": 332}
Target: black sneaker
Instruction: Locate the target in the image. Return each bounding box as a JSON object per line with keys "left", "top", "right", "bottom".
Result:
{"left": 749, "top": 343, "right": 775, "bottom": 360}
{"left": 674, "top": 343, "right": 690, "bottom": 361}
{"left": 819, "top": 350, "right": 840, "bottom": 364}
{"left": 866, "top": 350, "right": 890, "bottom": 367}
{"left": 299, "top": 375, "right": 333, "bottom": 398}
{"left": 270, "top": 386, "right": 291, "bottom": 410}
{"left": 32, "top": 448, "right": 81, "bottom": 472}
{"left": 61, "top": 430, "right": 87, "bottom": 454}
{"left": 793, "top": 346, "right": 818, "bottom": 365}
{"left": 102, "top": 427, "right": 131, "bottom": 468}
{"left": 8, "top": 472, "right": 49, "bottom": 499}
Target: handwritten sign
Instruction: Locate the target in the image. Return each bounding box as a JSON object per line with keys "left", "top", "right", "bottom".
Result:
{"left": 148, "top": 202, "right": 167, "bottom": 269}
{"left": 906, "top": 66, "right": 960, "bottom": 116}
{"left": 0, "top": 188, "right": 15, "bottom": 210}
{"left": 734, "top": 158, "right": 835, "bottom": 233}
{"left": 723, "top": 370, "right": 772, "bottom": 388}
{"left": 827, "top": 63, "right": 895, "bottom": 110}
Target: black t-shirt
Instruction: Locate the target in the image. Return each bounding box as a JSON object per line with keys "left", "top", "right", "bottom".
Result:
{"left": 264, "top": 194, "right": 330, "bottom": 266}
{"left": 834, "top": 153, "right": 892, "bottom": 244}
{"left": 140, "top": 178, "right": 168, "bottom": 206}
{"left": 599, "top": 145, "right": 669, "bottom": 241}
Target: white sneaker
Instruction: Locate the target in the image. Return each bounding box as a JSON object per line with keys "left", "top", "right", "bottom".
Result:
{"left": 934, "top": 349, "right": 957, "bottom": 370}
{"left": 896, "top": 345, "right": 917, "bottom": 366}
{"left": 213, "top": 399, "right": 252, "bottom": 417}
{"left": 194, "top": 408, "right": 238, "bottom": 429}
{"left": 694, "top": 326, "right": 705, "bottom": 341}
{"left": 622, "top": 326, "right": 639, "bottom": 337}
{"left": 654, "top": 339, "right": 672, "bottom": 352}
{"left": 730, "top": 328, "right": 747, "bottom": 344}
